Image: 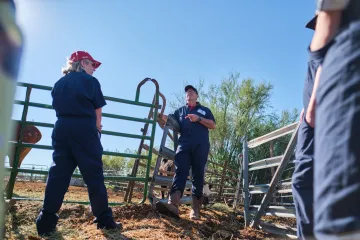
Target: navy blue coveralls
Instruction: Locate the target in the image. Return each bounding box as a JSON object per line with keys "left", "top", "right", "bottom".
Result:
{"left": 170, "top": 103, "right": 215, "bottom": 199}
{"left": 292, "top": 42, "right": 331, "bottom": 239}
{"left": 36, "top": 70, "right": 113, "bottom": 233}
{"left": 314, "top": 1, "right": 360, "bottom": 238}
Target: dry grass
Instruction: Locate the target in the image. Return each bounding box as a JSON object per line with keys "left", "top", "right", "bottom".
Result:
{"left": 5, "top": 201, "right": 282, "bottom": 240}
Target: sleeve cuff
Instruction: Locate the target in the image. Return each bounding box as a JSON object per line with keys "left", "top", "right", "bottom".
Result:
{"left": 94, "top": 100, "right": 107, "bottom": 109}
{"left": 308, "top": 40, "right": 334, "bottom": 65}
{"left": 317, "top": 0, "right": 350, "bottom": 11}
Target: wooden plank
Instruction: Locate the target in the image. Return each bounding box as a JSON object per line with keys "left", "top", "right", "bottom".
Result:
{"left": 248, "top": 122, "right": 298, "bottom": 148}
{"left": 208, "top": 195, "right": 236, "bottom": 200}
{"left": 142, "top": 143, "right": 159, "bottom": 155}
{"left": 207, "top": 169, "right": 238, "bottom": 182}
{"left": 233, "top": 152, "right": 243, "bottom": 209}
{"left": 204, "top": 182, "right": 223, "bottom": 187}
{"left": 133, "top": 183, "right": 146, "bottom": 188}
{"left": 250, "top": 123, "right": 299, "bottom": 228}
{"left": 218, "top": 160, "right": 229, "bottom": 200}
{"left": 138, "top": 162, "right": 154, "bottom": 170}
{"left": 208, "top": 160, "right": 225, "bottom": 168}
{"left": 206, "top": 169, "right": 222, "bottom": 177}
{"left": 226, "top": 167, "right": 240, "bottom": 174}
{"left": 222, "top": 175, "right": 239, "bottom": 182}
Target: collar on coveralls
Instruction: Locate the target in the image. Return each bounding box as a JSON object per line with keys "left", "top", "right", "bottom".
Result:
{"left": 186, "top": 102, "right": 201, "bottom": 111}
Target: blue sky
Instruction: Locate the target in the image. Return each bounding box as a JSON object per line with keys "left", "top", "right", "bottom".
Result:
{"left": 11, "top": 0, "right": 316, "bottom": 169}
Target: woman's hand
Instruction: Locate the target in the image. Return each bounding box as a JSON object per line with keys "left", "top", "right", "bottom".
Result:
{"left": 97, "top": 123, "right": 103, "bottom": 132}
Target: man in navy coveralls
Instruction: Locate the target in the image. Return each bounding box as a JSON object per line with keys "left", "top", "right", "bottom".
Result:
{"left": 156, "top": 85, "right": 216, "bottom": 220}
{"left": 291, "top": 14, "right": 333, "bottom": 240}
{"left": 308, "top": 0, "right": 360, "bottom": 238}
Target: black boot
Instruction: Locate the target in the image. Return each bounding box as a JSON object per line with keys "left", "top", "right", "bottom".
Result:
{"left": 96, "top": 219, "right": 122, "bottom": 230}
{"left": 36, "top": 210, "right": 59, "bottom": 236}
{"left": 93, "top": 207, "right": 122, "bottom": 230}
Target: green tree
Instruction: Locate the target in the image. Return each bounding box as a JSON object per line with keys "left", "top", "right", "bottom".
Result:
{"left": 102, "top": 148, "right": 141, "bottom": 175}
{"left": 102, "top": 154, "right": 128, "bottom": 175}
{"left": 169, "top": 72, "right": 272, "bottom": 166}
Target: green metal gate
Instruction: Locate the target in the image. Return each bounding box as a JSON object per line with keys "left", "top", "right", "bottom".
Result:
{"left": 5, "top": 78, "right": 160, "bottom": 205}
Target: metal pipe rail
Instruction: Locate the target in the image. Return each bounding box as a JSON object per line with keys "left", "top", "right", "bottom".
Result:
{"left": 241, "top": 121, "right": 300, "bottom": 232}
{"left": 6, "top": 79, "right": 160, "bottom": 205}
{"left": 248, "top": 122, "right": 298, "bottom": 148}
{"left": 248, "top": 156, "right": 283, "bottom": 171}
{"left": 249, "top": 182, "right": 292, "bottom": 194}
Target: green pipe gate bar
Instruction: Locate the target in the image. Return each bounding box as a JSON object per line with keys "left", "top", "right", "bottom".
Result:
{"left": 5, "top": 78, "right": 160, "bottom": 205}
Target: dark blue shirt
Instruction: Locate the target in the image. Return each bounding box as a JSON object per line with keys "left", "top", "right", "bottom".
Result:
{"left": 51, "top": 71, "right": 106, "bottom": 122}
{"left": 174, "top": 103, "right": 215, "bottom": 145}
{"left": 303, "top": 42, "right": 333, "bottom": 111}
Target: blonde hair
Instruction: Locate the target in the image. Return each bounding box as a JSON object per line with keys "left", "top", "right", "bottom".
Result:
{"left": 61, "top": 59, "right": 91, "bottom": 75}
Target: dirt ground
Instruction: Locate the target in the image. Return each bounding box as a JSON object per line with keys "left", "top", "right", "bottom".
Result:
{"left": 11, "top": 181, "right": 143, "bottom": 203}
{"left": 4, "top": 181, "right": 288, "bottom": 240}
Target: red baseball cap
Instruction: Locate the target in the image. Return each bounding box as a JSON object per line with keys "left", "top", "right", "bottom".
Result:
{"left": 69, "top": 51, "right": 101, "bottom": 69}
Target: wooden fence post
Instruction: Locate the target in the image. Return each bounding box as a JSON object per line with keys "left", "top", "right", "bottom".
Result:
{"left": 233, "top": 152, "right": 243, "bottom": 209}
{"left": 218, "top": 160, "right": 229, "bottom": 201}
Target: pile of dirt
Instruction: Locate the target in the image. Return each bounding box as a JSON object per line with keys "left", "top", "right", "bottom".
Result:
{"left": 5, "top": 201, "right": 282, "bottom": 240}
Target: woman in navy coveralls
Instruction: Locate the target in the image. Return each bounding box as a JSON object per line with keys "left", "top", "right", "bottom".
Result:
{"left": 35, "top": 51, "right": 120, "bottom": 235}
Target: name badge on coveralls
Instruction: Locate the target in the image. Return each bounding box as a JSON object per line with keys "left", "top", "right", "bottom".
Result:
{"left": 197, "top": 109, "right": 206, "bottom": 116}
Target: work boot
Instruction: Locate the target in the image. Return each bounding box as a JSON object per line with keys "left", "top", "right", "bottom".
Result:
{"left": 93, "top": 207, "right": 122, "bottom": 230}
{"left": 190, "top": 195, "right": 203, "bottom": 220}
{"left": 96, "top": 219, "right": 122, "bottom": 230}
{"left": 35, "top": 210, "right": 59, "bottom": 236}
{"left": 156, "top": 190, "right": 181, "bottom": 218}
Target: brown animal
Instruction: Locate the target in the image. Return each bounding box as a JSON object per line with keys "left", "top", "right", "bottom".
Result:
{"left": 159, "top": 158, "right": 173, "bottom": 199}
{"left": 8, "top": 123, "right": 42, "bottom": 167}
{"left": 5, "top": 123, "right": 42, "bottom": 190}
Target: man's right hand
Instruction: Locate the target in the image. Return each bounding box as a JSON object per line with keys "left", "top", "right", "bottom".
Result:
{"left": 299, "top": 108, "right": 304, "bottom": 124}
{"left": 305, "top": 107, "right": 315, "bottom": 128}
